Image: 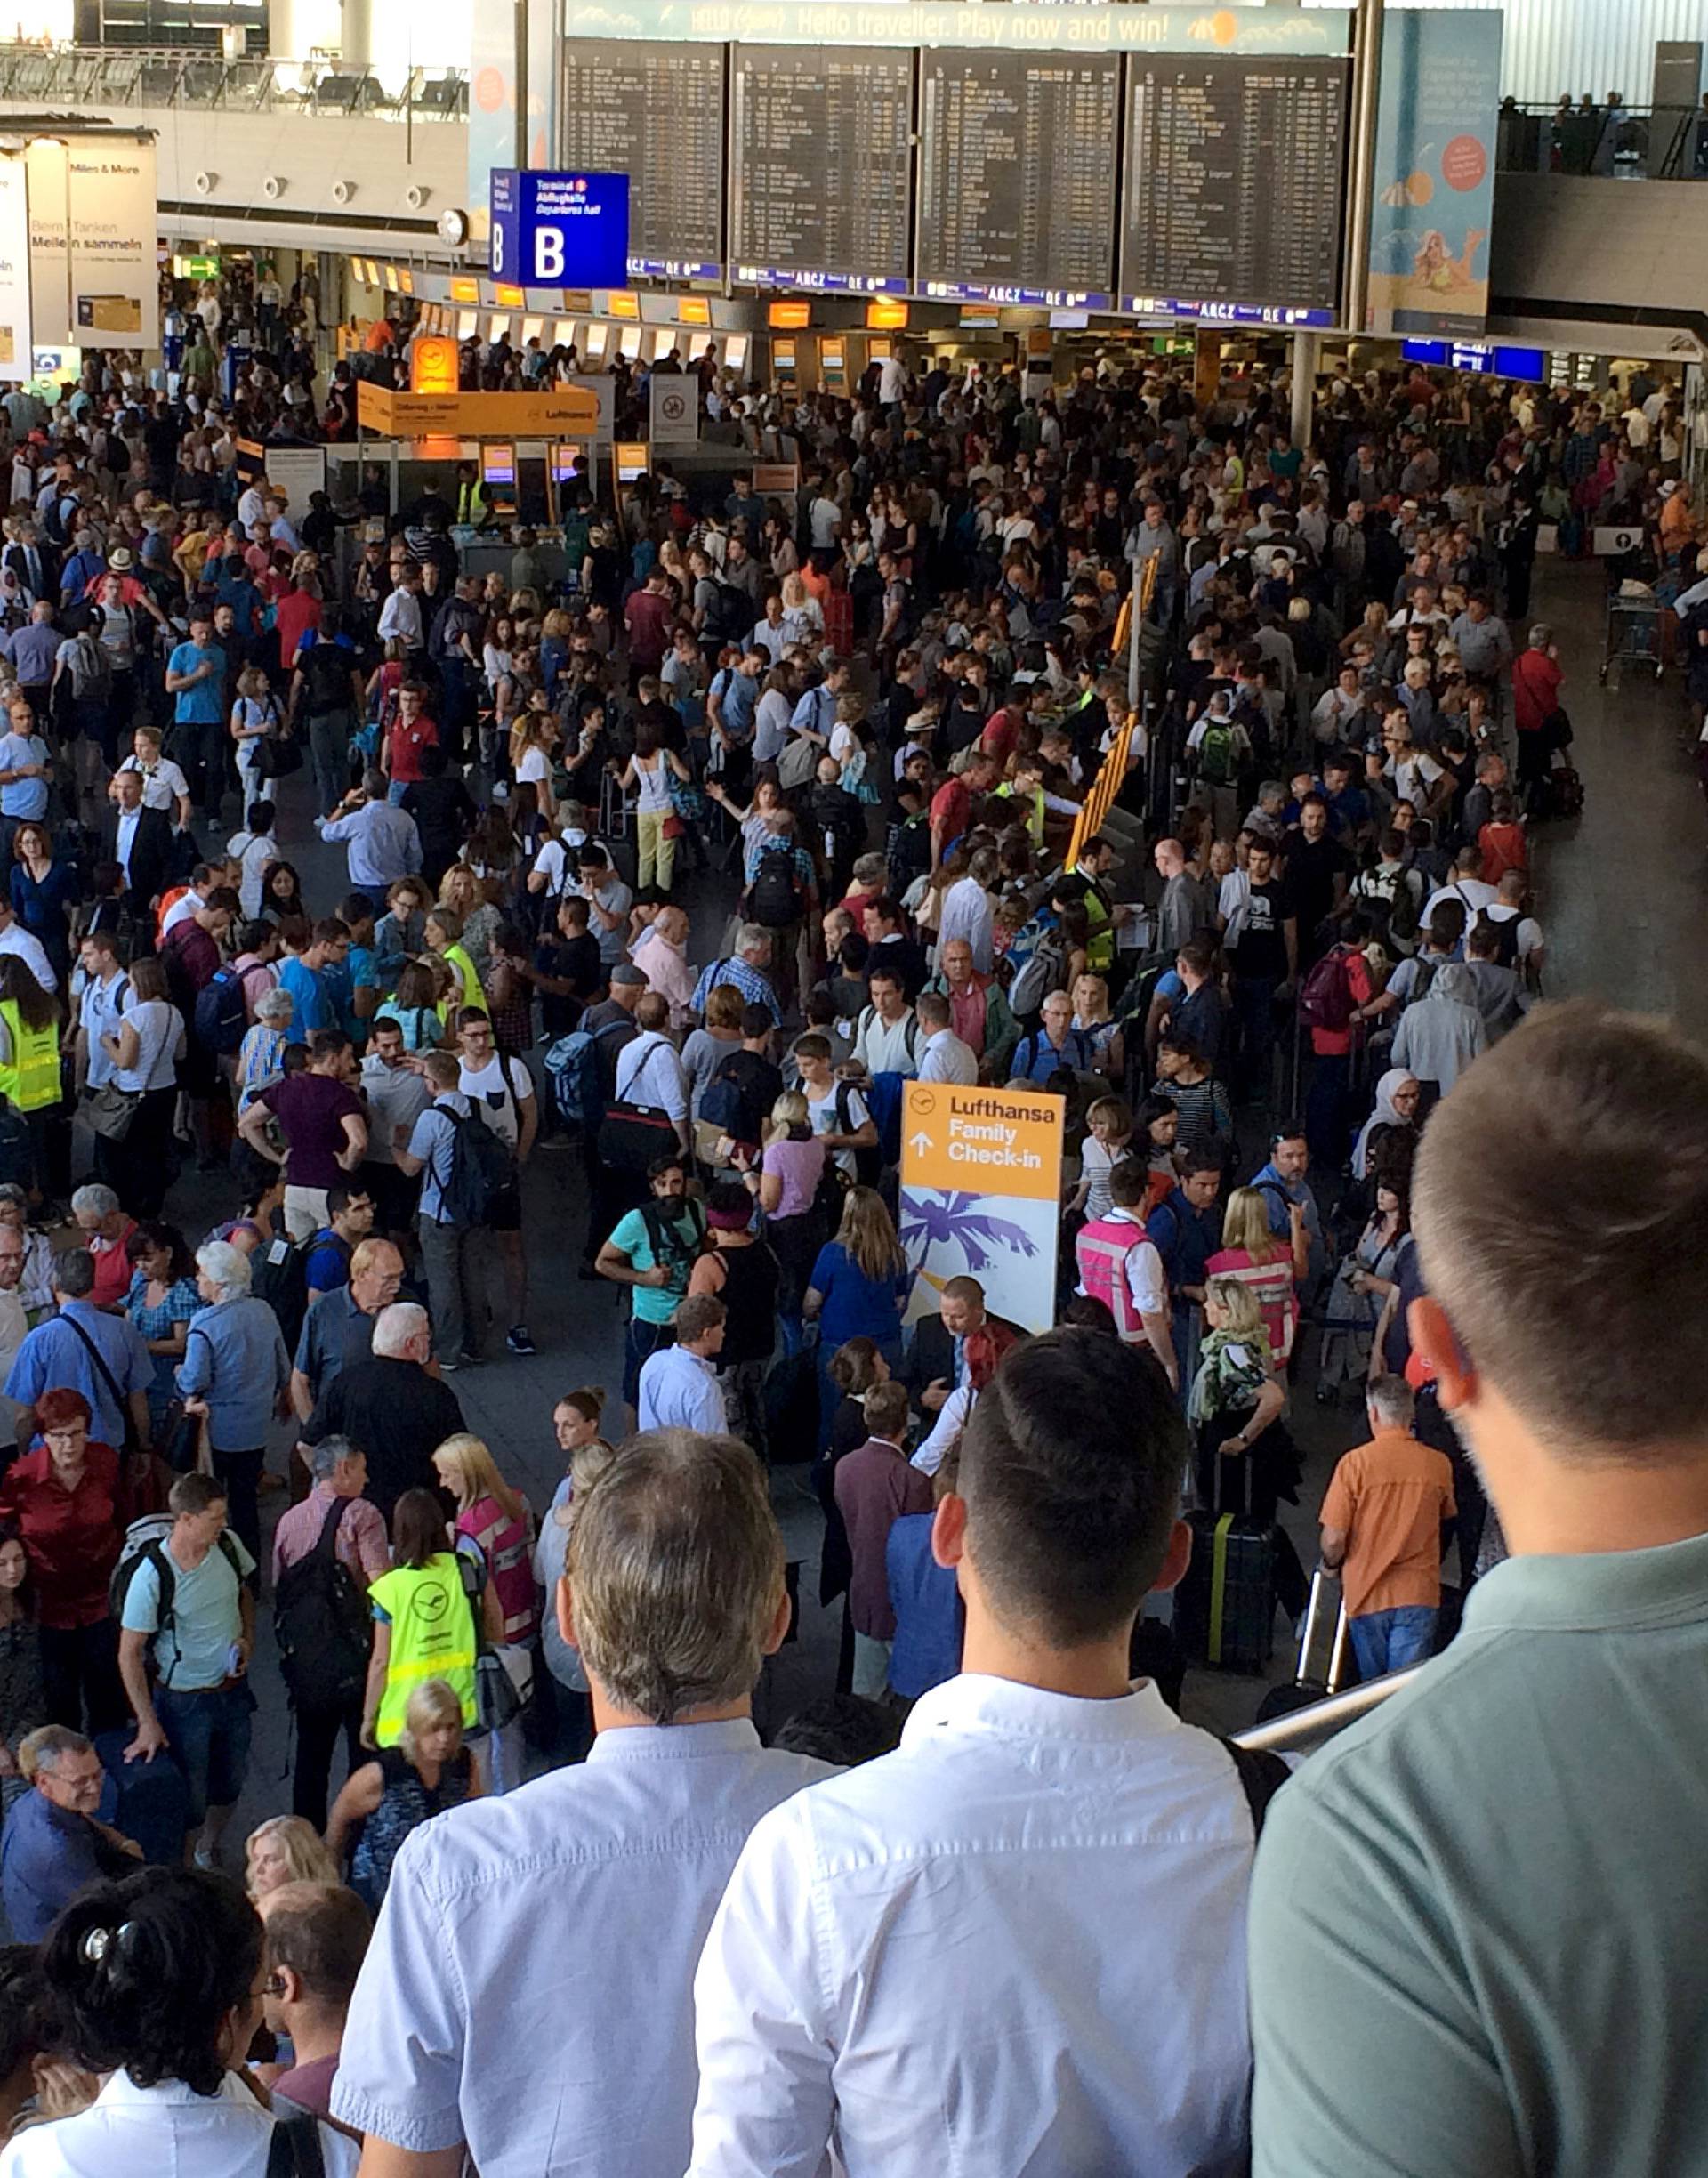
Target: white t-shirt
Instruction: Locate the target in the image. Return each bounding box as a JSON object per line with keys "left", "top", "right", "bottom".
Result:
{"left": 120, "top": 754, "right": 189, "bottom": 814}
{"left": 805, "top": 1077, "right": 870, "bottom": 1177}
{"left": 160, "top": 889, "right": 203, "bottom": 940}
{"left": 457, "top": 1053, "right": 534, "bottom": 1148}
{"left": 1424, "top": 877, "right": 1497, "bottom": 925}
{"left": 1483, "top": 901, "right": 1543, "bottom": 962}
{"left": 516, "top": 746, "right": 550, "bottom": 785}
{"left": 1076, "top": 1207, "right": 1166, "bottom": 1317}
{"left": 227, "top": 827, "right": 277, "bottom": 921}
{"left": 1390, "top": 750, "right": 1444, "bottom": 808}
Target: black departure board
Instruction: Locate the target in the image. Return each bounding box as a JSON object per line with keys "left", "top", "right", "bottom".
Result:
{"left": 1120, "top": 56, "right": 1349, "bottom": 319}
{"left": 730, "top": 44, "right": 914, "bottom": 294}
{"left": 915, "top": 52, "right": 1119, "bottom": 308}
{"left": 557, "top": 39, "right": 725, "bottom": 279}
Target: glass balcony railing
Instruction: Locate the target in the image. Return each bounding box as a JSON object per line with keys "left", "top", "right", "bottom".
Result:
{"left": 1496, "top": 101, "right": 1708, "bottom": 182}
{"left": 0, "top": 44, "right": 468, "bottom": 120}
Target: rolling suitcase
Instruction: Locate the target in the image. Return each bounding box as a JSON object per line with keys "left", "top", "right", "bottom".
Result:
{"left": 1253, "top": 1568, "right": 1350, "bottom": 1723}
{"left": 1177, "top": 1456, "right": 1277, "bottom": 1673}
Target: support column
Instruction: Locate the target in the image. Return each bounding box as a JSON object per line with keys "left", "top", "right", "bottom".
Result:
{"left": 1291, "top": 329, "right": 1318, "bottom": 449}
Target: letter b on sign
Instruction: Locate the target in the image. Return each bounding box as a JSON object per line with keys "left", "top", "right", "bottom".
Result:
{"left": 534, "top": 226, "right": 565, "bottom": 281}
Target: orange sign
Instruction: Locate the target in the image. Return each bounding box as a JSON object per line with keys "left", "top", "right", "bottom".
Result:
{"left": 409, "top": 335, "right": 460, "bottom": 396}
{"left": 866, "top": 298, "right": 908, "bottom": 330}
{"left": 357, "top": 382, "right": 603, "bottom": 438}
{"left": 677, "top": 294, "right": 712, "bottom": 327}
{"left": 900, "top": 1083, "right": 1064, "bottom": 1205}
{"left": 449, "top": 275, "right": 479, "bottom": 305}
{"left": 768, "top": 299, "right": 810, "bottom": 330}
{"left": 606, "top": 290, "right": 640, "bottom": 320}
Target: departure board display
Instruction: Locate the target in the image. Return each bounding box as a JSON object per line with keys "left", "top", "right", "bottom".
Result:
{"left": 1120, "top": 56, "right": 1349, "bottom": 319}
{"left": 557, "top": 40, "right": 724, "bottom": 280}
{"left": 731, "top": 44, "right": 914, "bottom": 294}
{"left": 915, "top": 52, "right": 1119, "bottom": 309}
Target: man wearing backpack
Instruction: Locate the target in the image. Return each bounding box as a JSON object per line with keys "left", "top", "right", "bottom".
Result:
{"left": 116, "top": 1469, "right": 254, "bottom": 1869}
{"left": 396, "top": 1050, "right": 498, "bottom": 1375}
{"left": 289, "top": 608, "right": 367, "bottom": 818}
{"left": 270, "top": 1433, "right": 389, "bottom": 1827}
{"left": 1298, "top": 912, "right": 1378, "bottom": 1167}
{"left": 455, "top": 1007, "right": 537, "bottom": 1358}
{"left": 595, "top": 1152, "right": 709, "bottom": 1415}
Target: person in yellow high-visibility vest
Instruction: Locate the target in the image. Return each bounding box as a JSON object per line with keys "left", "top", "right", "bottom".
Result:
{"left": 0, "top": 956, "right": 62, "bottom": 1199}
{"left": 362, "top": 1486, "right": 487, "bottom": 1746}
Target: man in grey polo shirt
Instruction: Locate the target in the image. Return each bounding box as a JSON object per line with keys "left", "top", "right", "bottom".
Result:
{"left": 333, "top": 1429, "right": 828, "bottom": 2178}
{"left": 1250, "top": 1003, "right": 1708, "bottom": 2176}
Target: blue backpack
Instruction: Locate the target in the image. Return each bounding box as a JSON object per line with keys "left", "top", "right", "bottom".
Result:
{"left": 544, "top": 1016, "right": 631, "bottom": 1131}
{"left": 193, "top": 964, "right": 248, "bottom": 1057}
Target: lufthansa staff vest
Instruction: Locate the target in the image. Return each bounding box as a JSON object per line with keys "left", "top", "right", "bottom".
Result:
{"left": 368, "top": 1553, "right": 478, "bottom": 1745}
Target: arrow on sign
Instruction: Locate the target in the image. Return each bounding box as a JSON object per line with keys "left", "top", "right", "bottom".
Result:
{"left": 908, "top": 1131, "right": 932, "bottom": 1158}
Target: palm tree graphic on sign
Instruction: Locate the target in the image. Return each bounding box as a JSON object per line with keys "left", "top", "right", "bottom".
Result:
{"left": 899, "top": 1190, "right": 1039, "bottom": 1278}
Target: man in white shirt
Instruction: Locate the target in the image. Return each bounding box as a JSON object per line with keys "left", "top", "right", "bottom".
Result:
{"left": 614, "top": 991, "right": 692, "bottom": 1156}
{"left": 1483, "top": 867, "right": 1545, "bottom": 986}
{"left": 689, "top": 1327, "right": 1263, "bottom": 2176}
{"left": 333, "top": 1428, "right": 830, "bottom": 2178}
{"left": 852, "top": 968, "right": 919, "bottom": 1081}
{"left": 637, "top": 1295, "right": 728, "bottom": 1434}
{"left": 914, "top": 990, "right": 977, "bottom": 1086}
{"left": 117, "top": 724, "right": 192, "bottom": 828}
{"left": 375, "top": 567, "right": 423, "bottom": 653}
{"left": 454, "top": 1007, "right": 536, "bottom": 1359}
{"left": 877, "top": 350, "right": 908, "bottom": 409}
{"left": 227, "top": 803, "right": 278, "bottom": 923}
{"left": 0, "top": 896, "right": 55, "bottom": 993}
{"left": 630, "top": 905, "right": 697, "bottom": 1031}
{"left": 74, "top": 929, "right": 130, "bottom": 1093}
{"left": 1423, "top": 844, "right": 1498, "bottom": 930}
{"left": 317, "top": 770, "right": 423, "bottom": 891}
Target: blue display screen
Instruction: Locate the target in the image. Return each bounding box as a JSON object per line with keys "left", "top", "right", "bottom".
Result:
{"left": 490, "top": 170, "right": 631, "bottom": 290}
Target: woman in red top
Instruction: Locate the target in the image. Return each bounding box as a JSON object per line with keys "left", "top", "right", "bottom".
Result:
{"left": 1205, "top": 1185, "right": 1306, "bottom": 1367}
{"left": 1478, "top": 789, "right": 1528, "bottom": 886}
{"left": 0, "top": 1389, "right": 126, "bottom": 1734}
{"left": 73, "top": 1185, "right": 137, "bottom": 1314}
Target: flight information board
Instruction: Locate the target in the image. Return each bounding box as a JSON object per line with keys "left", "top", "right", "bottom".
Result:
{"left": 557, "top": 40, "right": 725, "bottom": 280}
{"left": 915, "top": 52, "right": 1120, "bottom": 308}
{"left": 730, "top": 44, "right": 914, "bottom": 294}
{"left": 1120, "top": 56, "right": 1349, "bottom": 319}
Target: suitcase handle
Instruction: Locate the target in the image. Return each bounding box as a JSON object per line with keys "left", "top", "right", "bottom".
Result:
{"left": 1212, "top": 1419, "right": 1255, "bottom": 1520}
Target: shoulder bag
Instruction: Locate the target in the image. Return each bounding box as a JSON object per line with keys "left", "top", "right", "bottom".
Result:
{"left": 598, "top": 1033, "right": 681, "bottom": 1172}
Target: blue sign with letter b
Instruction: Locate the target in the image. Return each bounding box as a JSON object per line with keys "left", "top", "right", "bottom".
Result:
{"left": 488, "top": 169, "right": 630, "bottom": 288}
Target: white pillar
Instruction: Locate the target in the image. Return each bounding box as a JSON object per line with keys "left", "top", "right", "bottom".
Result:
{"left": 1291, "top": 329, "right": 1318, "bottom": 449}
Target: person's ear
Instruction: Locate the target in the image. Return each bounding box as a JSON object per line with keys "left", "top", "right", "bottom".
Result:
{"left": 556, "top": 1573, "right": 578, "bottom": 1653}
{"left": 1408, "top": 1295, "right": 1476, "bottom": 1413}
{"left": 760, "top": 1581, "right": 793, "bottom": 1659}
{"left": 1149, "top": 1517, "right": 1193, "bottom": 1596}
{"left": 930, "top": 1489, "right": 967, "bottom": 1571}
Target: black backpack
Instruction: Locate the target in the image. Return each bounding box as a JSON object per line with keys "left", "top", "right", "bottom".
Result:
{"left": 441, "top": 1104, "right": 517, "bottom": 1224}
{"left": 713, "top": 582, "right": 753, "bottom": 639}
{"left": 274, "top": 1495, "right": 371, "bottom": 1710}
{"left": 700, "top": 1053, "right": 766, "bottom": 1147}
{"left": 752, "top": 843, "right": 803, "bottom": 929}
{"left": 193, "top": 964, "right": 249, "bottom": 1056}
{"left": 301, "top": 641, "right": 353, "bottom": 716}
{"left": 248, "top": 1234, "right": 325, "bottom": 1356}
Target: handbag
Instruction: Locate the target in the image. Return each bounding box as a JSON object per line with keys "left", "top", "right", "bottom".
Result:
{"left": 60, "top": 1308, "right": 141, "bottom": 1456}
{"left": 85, "top": 1081, "right": 141, "bottom": 1141}
{"left": 475, "top": 1647, "right": 523, "bottom": 1733}
{"left": 258, "top": 731, "right": 305, "bottom": 780}
{"left": 777, "top": 734, "right": 819, "bottom": 792}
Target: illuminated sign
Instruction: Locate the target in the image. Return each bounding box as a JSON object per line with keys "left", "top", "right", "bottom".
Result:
{"left": 490, "top": 168, "right": 630, "bottom": 289}
{"left": 866, "top": 298, "right": 909, "bottom": 330}
{"left": 768, "top": 299, "right": 811, "bottom": 330}
{"left": 449, "top": 275, "right": 480, "bottom": 304}
{"left": 1400, "top": 336, "right": 1548, "bottom": 383}
{"left": 739, "top": 264, "right": 907, "bottom": 296}
{"left": 409, "top": 335, "right": 461, "bottom": 396}
{"left": 1122, "top": 295, "right": 1337, "bottom": 327}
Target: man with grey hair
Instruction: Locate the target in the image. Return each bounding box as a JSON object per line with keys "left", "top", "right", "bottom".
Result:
{"left": 302, "top": 1299, "right": 463, "bottom": 1522}
{"left": 4, "top": 1247, "right": 151, "bottom": 1456}
{"left": 0, "top": 1724, "right": 141, "bottom": 1940}
{"left": 690, "top": 924, "right": 781, "bottom": 1028}
{"left": 270, "top": 1432, "right": 389, "bottom": 1827}
{"left": 1317, "top": 1374, "right": 1454, "bottom": 1682}
{"left": 334, "top": 1428, "right": 830, "bottom": 2178}
{"left": 175, "top": 1238, "right": 291, "bottom": 1567}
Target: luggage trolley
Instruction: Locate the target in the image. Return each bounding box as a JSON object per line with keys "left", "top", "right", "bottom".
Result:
{"left": 1601, "top": 580, "right": 1664, "bottom": 683}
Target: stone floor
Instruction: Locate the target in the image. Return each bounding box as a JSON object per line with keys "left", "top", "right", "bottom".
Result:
{"left": 101, "top": 544, "right": 1688, "bottom": 1843}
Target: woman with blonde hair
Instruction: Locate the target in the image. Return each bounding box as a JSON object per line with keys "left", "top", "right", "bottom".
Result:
{"left": 804, "top": 1185, "right": 909, "bottom": 1443}
{"left": 229, "top": 663, "right": 283, "bottom": 818}
{"left": 779, "top": 568, "right": 825, "bottom": 648}
{"left": 436, "top": 863, "right": 501, "bottom": 986}
{"left": 508, "top": 700, "right": 560, "bottom": 831}
{"left": 244, "top": 1814, "right": 339, "bottom": 1901}
{"left": 534, "top": 1410, "right": 618, "bottom": 1763}
{"left": 431, "top": 1432, "right": 536, "bottom": 1795}
{"left": 736, "top": 1087, "right": 826, "bottom": 1352}
{"left": 1205, "top": 1184, "right": 1306, "bottom": 1369}
{"left": 328, "top": 1677, "right": 481, "bottom": 1908}
{"left": 424, "top": 904, "right": 487, "bottom": 1020}
{"left": 1187, "top": 1275, "right": 1306, "bottom": 1615}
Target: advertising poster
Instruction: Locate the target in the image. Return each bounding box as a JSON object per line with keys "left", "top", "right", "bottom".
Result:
{"left": 67, "top": 139, "right": 157, "bottom": 349}
{"left": 0, "top": 157, "right": 31, "bottom": 383}
{"left": 899, "top": 1082, "right": 1064, "bottom": 1336}
{"left": 1367, "top": 7, "right": 1504, "bottom": 337}
{"left": 468, "top": 2, "right": 521, "bottom": 252}
{"left": 24, "top": 137, "right": 68, "bottom": 351}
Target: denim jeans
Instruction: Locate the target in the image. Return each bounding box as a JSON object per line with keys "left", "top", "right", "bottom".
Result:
{"left": 1349, "top": 1604, "right": 1438, "bottom": 1682}
{"left": 156, "top": 1681, "right": 255, "bottom": 1826}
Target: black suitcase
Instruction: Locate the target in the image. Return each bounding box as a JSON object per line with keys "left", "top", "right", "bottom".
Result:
{"left": 1253, "top": 1567, "right": 1350, "bottom": 1723}
{"left": 1176, "top": 1458, "right": 1278, "bottom": 1673}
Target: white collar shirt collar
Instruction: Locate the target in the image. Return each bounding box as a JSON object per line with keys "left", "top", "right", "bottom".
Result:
{"left": 689, "top": 1672, "right": 1258, "bottom": 2177}
{"left": 4, "top": 2068, "right": 359, "bottom": 2178}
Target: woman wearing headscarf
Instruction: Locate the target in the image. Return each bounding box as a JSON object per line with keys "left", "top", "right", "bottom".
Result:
{"left": 1351, "top": 1068, "right": 1422, "bottom": 1189}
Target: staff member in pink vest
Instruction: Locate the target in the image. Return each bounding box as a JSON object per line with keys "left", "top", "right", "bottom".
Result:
{"left": 1073, "top": 1163, "right": 1178, "bottom": 1391}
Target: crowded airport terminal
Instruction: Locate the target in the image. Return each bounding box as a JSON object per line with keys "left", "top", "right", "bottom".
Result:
{"left": 0, "top": 0, "right": 1701, "bottom": 2168}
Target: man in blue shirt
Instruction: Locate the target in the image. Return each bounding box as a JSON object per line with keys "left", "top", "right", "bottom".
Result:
{"left": 1, "top": 601, "right": 62, "bottom": 725}
{"left": 277, "top": 920, "right": 350, "bottom": 1037}
{"left": 1253, "top": 1127, "right": 1326, "bottom": 1293}
{"left": 0, "top": 690, "right": 49, "bottom": 858}
{"left": 4, "top": 1247, "right": 152, "bottom": 1451}
{"left": 165, "top": 610, "right": 230, "bottom": 824}
{"left": 0, "top": 1726, "right": 140, "bottom": 1940}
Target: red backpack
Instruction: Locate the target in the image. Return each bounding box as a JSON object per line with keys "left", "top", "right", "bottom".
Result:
{"left": 1297, "top": 946, "right": 1358, "bottom": 1035}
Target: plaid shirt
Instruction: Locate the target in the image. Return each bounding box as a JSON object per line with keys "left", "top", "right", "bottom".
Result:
{"left": 690, "top": 952, "right": 782, "bottom": 1024}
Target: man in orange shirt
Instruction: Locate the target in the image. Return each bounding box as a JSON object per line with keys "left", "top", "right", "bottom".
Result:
{"left": 1319, "top": 1374, "right": 1455, "bottom": 1681}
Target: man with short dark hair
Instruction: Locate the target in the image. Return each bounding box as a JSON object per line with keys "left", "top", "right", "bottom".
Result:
{"left": 241, "top": 1025, "right": 367, "bottom": 1242}
{"left": 260, "top": 1879, "right": 373, "bottom": 2121}
{"left": 394, "top": 1049, "right": 490, "bottom": 1373}
{"left": 596, "top": 1156, "right": 708, "bottom": 1413}
{"left": 1251, "top": 1003, "right": 1708, "bottom": 2174}
{"left": 334, "top": 1429, "right": 831, "bottom": 2177}
{"left": 690, "top": 1330, "right": 1264, "bottom": 2174}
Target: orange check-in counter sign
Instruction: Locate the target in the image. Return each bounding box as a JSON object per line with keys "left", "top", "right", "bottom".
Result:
{"left": 901, "top": 1083, "right": 1064, "bottom": 1206}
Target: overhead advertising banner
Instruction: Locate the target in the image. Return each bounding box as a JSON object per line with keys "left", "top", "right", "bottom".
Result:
{"left": 0, "top": 157, "right": 31, "bottom": 383}
{"left": 68, "top": 139, "right": 157, "bottom": 349}
{"left": 900, "top": 1083, "right": 1065, "bottom": 1336}
{"left": 23, "top": 138, "right": 68, "bottom": 351}
{"left": 490, "top": 169, "right": 630, "bottom": 289}
{"left": 1367, "top": 8, "right": 1504, "bottom": 337}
